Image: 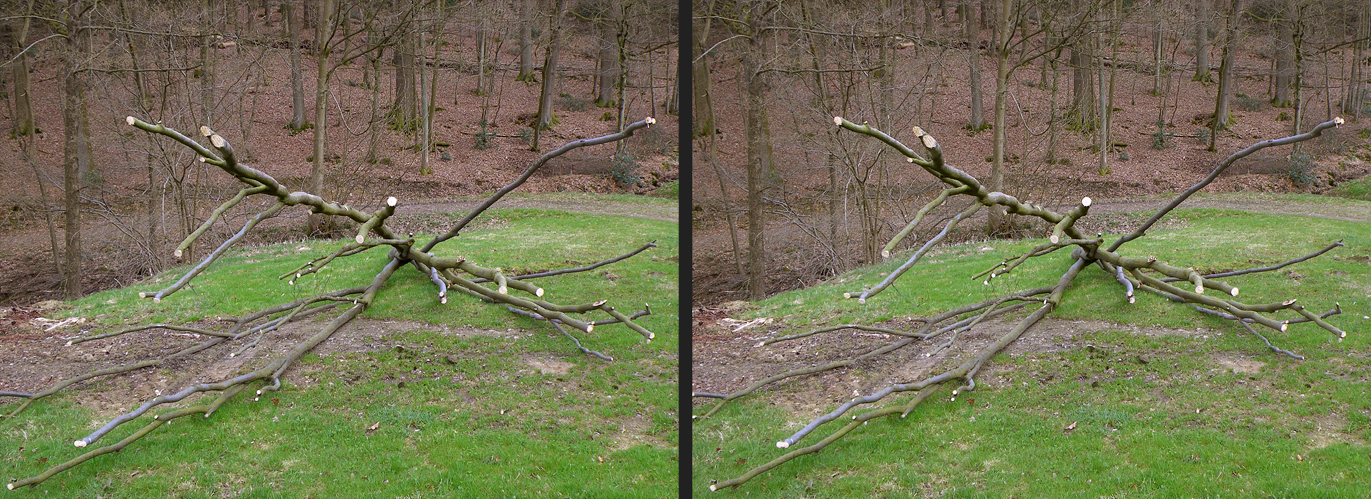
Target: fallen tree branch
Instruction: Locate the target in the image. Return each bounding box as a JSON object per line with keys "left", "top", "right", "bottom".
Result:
{"left": 698, "top": 117, "right": 1348, "bottom": 490}
{"left": 5, "top": 116, "right": 665, "bottom": 489}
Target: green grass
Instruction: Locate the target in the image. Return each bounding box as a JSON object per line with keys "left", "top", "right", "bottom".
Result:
{"left": 3, "top": 209, "right": 678, "bottom": 498}
{"left": 695, "top": 205, "right": 1371, "bottom": 497}
{"left": 1330, "top": 175, "right": 1371, "bottom": 201}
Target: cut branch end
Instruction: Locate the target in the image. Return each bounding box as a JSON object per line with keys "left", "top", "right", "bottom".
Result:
{"left": 73, "top": 440, "right": 86, "bottom": 448}
{"left": 125, "top": 116, "right": 136, "bottom": 126}
{"left": 776, "top": 441, "right": 789, "bottom": 449}
{"left": 832, "top": 116, "right": 843, "bottom": 126}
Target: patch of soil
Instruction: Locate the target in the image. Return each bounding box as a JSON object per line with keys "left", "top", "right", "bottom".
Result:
{"left": 0, "top": 310, "right": 519, "bottom": 420}
{"left": 691, "top": 308, "right": 1206, "bottom": 418}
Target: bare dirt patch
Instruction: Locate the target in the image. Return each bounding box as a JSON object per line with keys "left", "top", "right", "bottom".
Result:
{"left": 1211, "top": 353, "right": 1266, "bottom": 375}
{"left": 692, "top": 308, "right": 1206, "bottom": 418}
{"left": 0, "top": 310, "right": 517, "bottom": 419}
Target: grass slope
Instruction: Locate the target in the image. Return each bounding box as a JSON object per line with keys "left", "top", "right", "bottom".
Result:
{"left": 695, "top": 204, "right": 1371, "bottom": 497}
{"left": 3, "top": 209, "right": 678, "bottom": 498}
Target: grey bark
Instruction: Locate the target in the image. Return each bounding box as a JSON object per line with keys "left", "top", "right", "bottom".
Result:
{"left": 285, "top": 1, "right": 308, "bottom": 130}
{"left": 517, "top": 0, "right": 535, "bottom": 81}
{"left": 532, "top": 0, "right": 565, "bottom": 151}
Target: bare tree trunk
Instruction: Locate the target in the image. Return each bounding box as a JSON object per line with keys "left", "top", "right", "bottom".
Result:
{"left": 9, "top": 1, "right": 35, "bottom": 138}
{"left": 1273, "top": 7, "right": 1292, "bottom": 107}
{"left": 200, "top": 0, "right": 216, "bottom": 123}
{"left": 1345, "top": 10, "right": 1368, "bottom": 119}
{"left": 532, "top": 0, "right": 565, "bottom": 152}
{"left": 420, "top": 30, "right": 435, "bottom": 176}
{"left": 62, "top": 2, "right": 92, "bottom": 299}
{"left": 965, "top": 0, "right": 985, "bottom": 130}
{"left": 285, "top": 1, "right": 308, "bottom": 130}
{"left": 1208, "top": 0, "right": 1240, "bottom": 152}
{"left": 308, "top": 0, "right": 334, "bottom": 235}
{"left": 1194, "top": 0, "right": 1211, "bottom": 82}
{"left": 596, "top": 3, "right": 619, "bottom": 107}
{"left": 742, "top": 3, "right": 774, "bottom": 301}
{"left": 517, "top": 0, "right": 535, "bottom": 81}
{"left": 1290, "top": 2, "right": 1304, "bottom": 147}
{"left": 393, "top": 31, "right": 416, "bottom": 130}
{"left": 1099, "top": 0, "right": 1119, "bottom": 175}
{"left": 614, "top": 11, "right": 628, "bottom": 152}
{"left": 987, "top": 0, "right": 1010, "bottom": 235}
{"left": 1152, "top": 12, "right": 1164, "bottom": 95}
{"left": 476, "top": 8, "right": 488, "bottom": 97}
{"left": 1070, "top": 38, "right": 1096, "bottom": 131}
{"left": 692, "top": 3, "right": 716, "bottom": 137}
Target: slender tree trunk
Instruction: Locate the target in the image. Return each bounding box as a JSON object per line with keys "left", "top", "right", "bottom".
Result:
{"left": 62, "top": 4, "right": 92, "bottom": 299}
{"left": 476, "top": 12, "right": 488, "bottom": 97}
{"left": 1097, "top": 0, "right": 1121, "bottom": 174}
{"left": 987, "top": 0, "right": 1010, "bottom": 235}
{"left": 517, "top": 0, "right": 535, "bottom": 81}
{"left": 393, "top": 32, "right": 416, "bottom": 130}
{"left": 285, "top": 1, "right": 307, "bottom": 130}
{"left": 965, "top": 0, "right": 985, "bottom": 130}
{"left": 1273, "top": 10, "right": 1292, "bottom": 107}
{"left": 308, "top": 0, "right": 334, "bottom": 235}
{"left": 1152, "top": 14, "right": 1164, "bottom": 95}
{"left": 532, "top": 0, "right": 565, "bottom": 151}
{"left": 200, "top": 0, "right": 216, "bottom": 123}
{"left": 1290, "top": 2, "right": 1304, "bottom": 147}
{"left": 691, "top": 5, "right": 716, "bottom": 137}
{"left": 10, "top": 2, "right": 35, "bottom": 138}
{"left": 1194, "top": 0, "right": 1211, "bottom": 82}
{"left": 742, "top": 7, "right": 774, "bottom": 301}
{"left": 1070, "top": 38, "right": 1096, "bottom": 131}
{"left": 596, "top": 4, "right": 619, "bottom": 107}
{"left": 1209, "top": 0, "right": 1240, "bottom": 151}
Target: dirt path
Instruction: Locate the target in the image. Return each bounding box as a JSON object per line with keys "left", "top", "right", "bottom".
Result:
{"left": 0, "top": 194, "right": 676, "bottom": 306}
{"left": 397, "top": 196, "right": 678, "bottom": 223}
{"left": 1077, "top": 193, "right": 1371, "bottom": 223}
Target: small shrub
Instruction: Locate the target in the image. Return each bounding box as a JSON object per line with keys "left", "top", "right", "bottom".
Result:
{"left": 516, "top": 127, "right": 533, "bottom": 145}
{"left": 1276, "top": 112, "right": 1291, "bottom": 121}
{"left": 1234, "top": 95, "right": 1266, "bottom": 111}
{"left": 1286, "top": 151, "right": 1315, "bottom": 187}
{"left": 600, "top": 112, "right": 614, "bottom": 121}
{"left": 1152, "top": 127, "right": 1172, "bottom": 150}
{"left": 609, "top": 152, "right": 638, "bottom": 187}
{"left": 474, "top": 120, "right": 495, "bottom": 150}
{"left": 1193, "top": 127, "right": 1211, "bottom": 144}
{"left": 556, "top": 93, "right": 589, "bottom": 112}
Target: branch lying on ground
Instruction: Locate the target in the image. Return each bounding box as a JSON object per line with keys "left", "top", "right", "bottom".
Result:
{"left": 4, "top": 116, "right": 663, "bottom": 490}
{"left": 698, "top": 117, "right": 1347, "bottom": 491}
